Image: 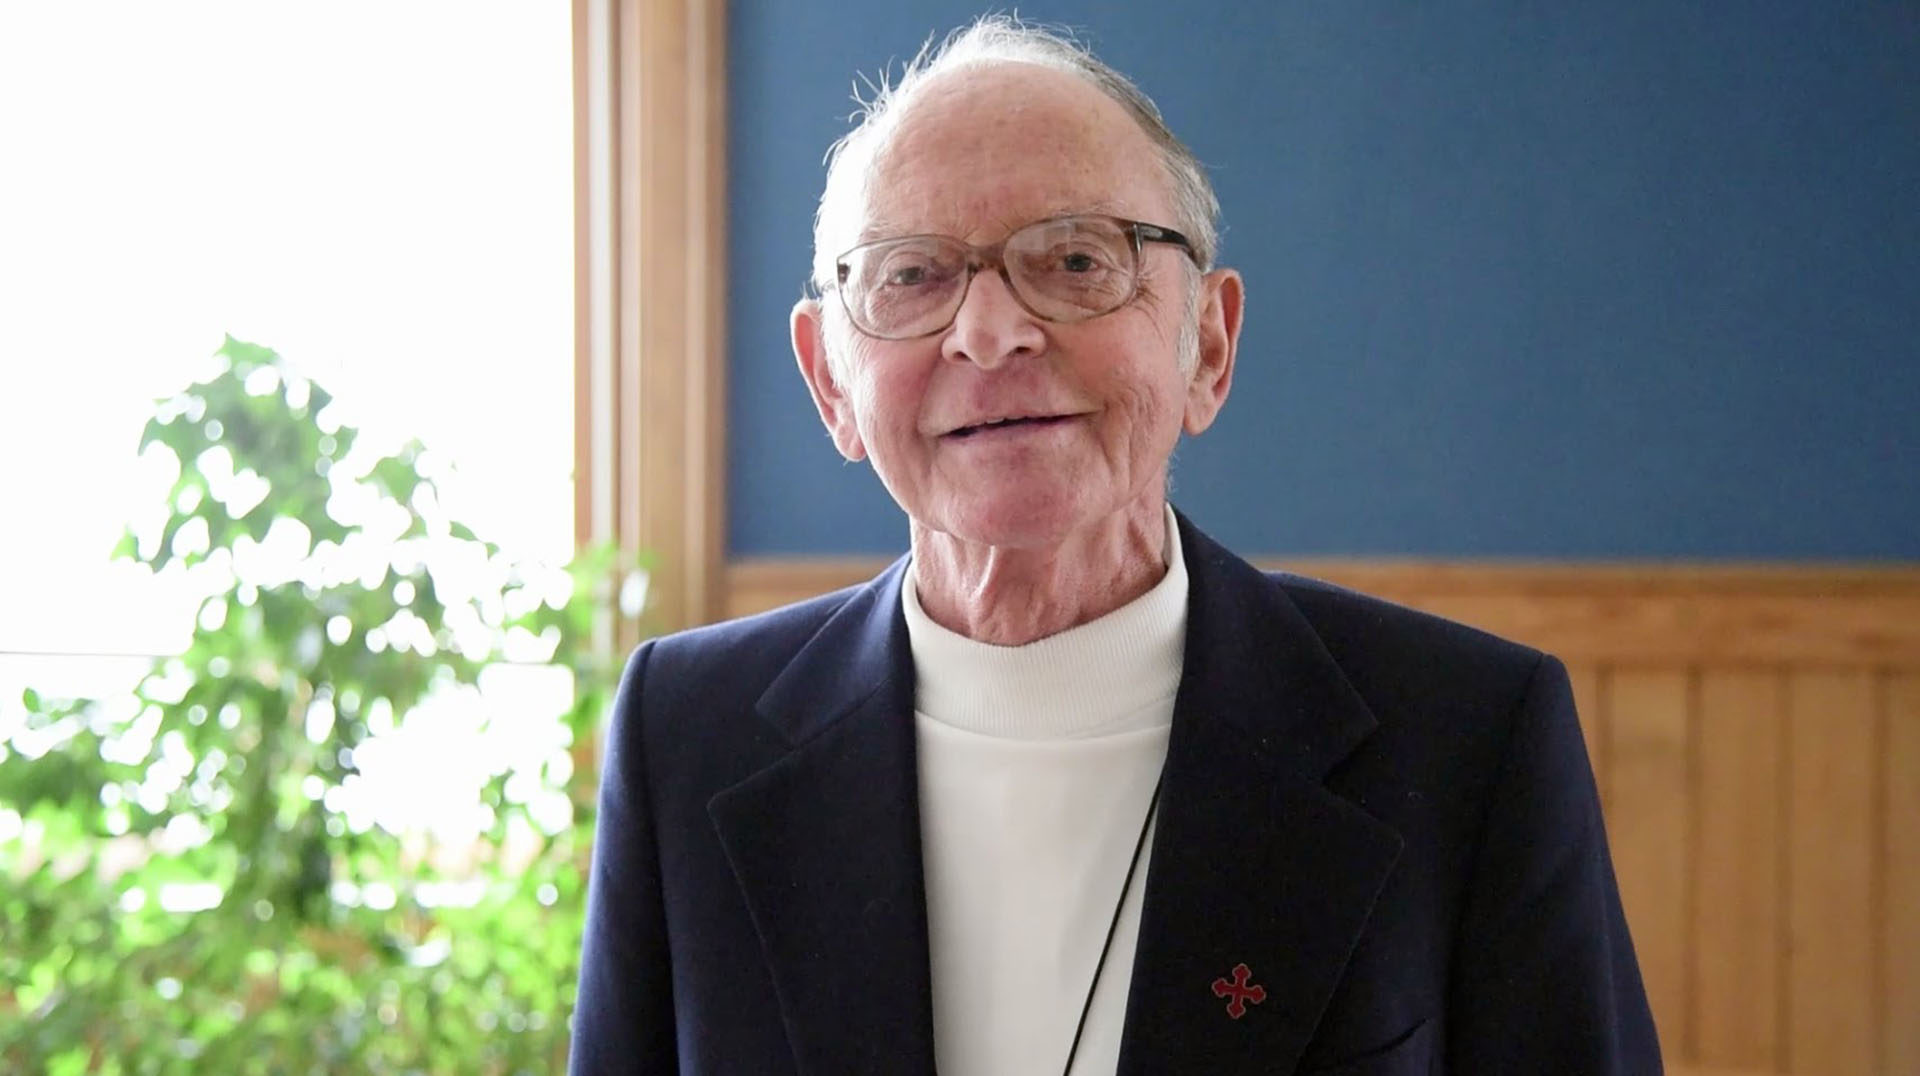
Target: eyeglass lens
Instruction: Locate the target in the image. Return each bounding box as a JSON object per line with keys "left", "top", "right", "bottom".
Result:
{"left": 839, "top": 217, "right": 1140, "bottom": 339}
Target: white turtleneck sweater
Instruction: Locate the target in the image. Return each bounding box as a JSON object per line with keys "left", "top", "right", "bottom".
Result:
{"left": 905, "top": 506, "right": 1187, "bottom": 1076}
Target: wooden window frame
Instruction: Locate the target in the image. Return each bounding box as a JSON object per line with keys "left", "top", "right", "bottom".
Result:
{"left": 573, "top": 0, "right": 727, "bottom": 644}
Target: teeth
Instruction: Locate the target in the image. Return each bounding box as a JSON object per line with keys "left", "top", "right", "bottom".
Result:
{"left": 955, "top": 415, "right": 1051, "bottom": 436}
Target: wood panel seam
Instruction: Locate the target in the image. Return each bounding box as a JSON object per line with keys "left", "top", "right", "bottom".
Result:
{"left": 1871, "top": 669, "right": 1889, "bottom": 1076}
{"left": 1683, "top": 666, "right": 1702, "bottom": 1062}
{"left": 1774, "top": 665, "right": 1793, "bottom": 1073}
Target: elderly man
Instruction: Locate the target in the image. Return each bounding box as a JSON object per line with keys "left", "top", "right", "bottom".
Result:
{"left": 572, "top": 17, "right": 1659, "bottom": 1076}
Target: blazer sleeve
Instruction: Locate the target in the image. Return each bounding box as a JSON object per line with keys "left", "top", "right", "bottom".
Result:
{"left": 1446, "top": 654, "right": 1663, "bottom": 1073}
{"left": 570, "top": 642, "right": 678, "bottom": 1073}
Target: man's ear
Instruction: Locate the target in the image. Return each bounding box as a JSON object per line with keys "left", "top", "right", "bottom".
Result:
{"left": 1183, "top": 268, "right": 1244, "bottom": 435}
{"left": 792, "top": 298, "right": 868, "bottom": 461}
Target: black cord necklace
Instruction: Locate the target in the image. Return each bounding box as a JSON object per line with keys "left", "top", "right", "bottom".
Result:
{"left": 1060, "top": 774, "right": 1164, "bottom": 1076}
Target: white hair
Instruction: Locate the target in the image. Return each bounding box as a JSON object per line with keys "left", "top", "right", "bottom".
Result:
{"left": 808, "top": 14, "right": 1222, "bottom": 295}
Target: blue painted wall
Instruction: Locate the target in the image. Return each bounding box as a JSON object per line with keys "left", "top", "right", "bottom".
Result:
{"left": 727, "top": 2, "right": 1918, "bottom": 559}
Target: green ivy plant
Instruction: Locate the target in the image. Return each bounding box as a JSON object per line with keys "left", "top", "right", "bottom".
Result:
{"left": 0, "top": 336, "right": 633, "bottom": 1074}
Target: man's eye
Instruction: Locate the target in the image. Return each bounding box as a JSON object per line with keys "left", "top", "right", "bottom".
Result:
{"left": 872, "top": 249, "right": 951, "bottom": 288}
{"left": 885, "top": 264, "right": 930, "bottom": 287}
{"left": 1042, "top": 246, "right": 1115, "bottom": 274}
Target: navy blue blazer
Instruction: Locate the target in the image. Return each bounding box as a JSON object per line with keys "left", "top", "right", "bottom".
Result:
{"left": 571, "top": 514, "right": 1661, "bottom": 1074}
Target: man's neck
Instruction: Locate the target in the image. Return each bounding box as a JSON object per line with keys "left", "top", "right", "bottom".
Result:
{"left": 908, "top": 498, "right": 1171, "bottom": 646}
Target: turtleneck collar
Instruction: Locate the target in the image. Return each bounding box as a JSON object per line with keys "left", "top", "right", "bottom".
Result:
{"left": 902, "top": 504, "right": 1187, "bottom": 740}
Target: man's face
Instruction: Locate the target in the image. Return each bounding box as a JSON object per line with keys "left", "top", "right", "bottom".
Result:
{"left": 794, "top": 63, "right": 1240, "bottom": 551}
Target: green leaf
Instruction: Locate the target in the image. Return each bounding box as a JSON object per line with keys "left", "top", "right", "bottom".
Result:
{"left": 368, "top": 455, "right": 421, "bottom": 504}
{"left": 6, "top": 336, "right": 623, "bottom": 1070}
{"left": 110, "top": 528, "right": 139, "bottom": 561}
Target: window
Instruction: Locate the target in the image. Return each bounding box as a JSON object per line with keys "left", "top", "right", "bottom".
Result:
{"left": 0, "top": 0, "right": 575, "bottom": 842}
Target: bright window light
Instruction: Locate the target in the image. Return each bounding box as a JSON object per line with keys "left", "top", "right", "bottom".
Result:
{"left": 0, "top": 2, "right": 575, "bottom": 835}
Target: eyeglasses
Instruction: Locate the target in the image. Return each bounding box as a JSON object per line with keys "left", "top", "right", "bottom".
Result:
{"left": 828, "top": 214, "right": 1199, "bottom": 340}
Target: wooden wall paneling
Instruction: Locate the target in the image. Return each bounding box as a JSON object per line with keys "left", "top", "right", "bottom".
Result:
{"left": 1607, "top": 666, "right": 1695, "bottom": 1055}
{"left": 725, "top": 558, "right": 879, "bottom": 621}
{"left": 1785, "top": 668, "right": 1879, "bottom": 1076}
{"left": 722, "top": 561, "right": 1920, "bottom": 666}
{"left": 1274, "top": 563, "right": 1920, "bottom": 666}
{"left": 1691, "top": 668, "right": 1785, "bottom": 1070}
{"left": 1886, "top": 672, "right": 1920, "bottom": 1076}
{"left": 1565, "top": 661, "right": 1608, "bottom": 811}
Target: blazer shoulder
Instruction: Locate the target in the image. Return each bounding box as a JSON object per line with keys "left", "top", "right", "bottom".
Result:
{"left": 1271, "top": 570, "right": 1542, "bottom": 661}
{"left": 1267, "top": 570, "right": 1551, "bottom": 703}
{"left": 620, "top": 581, "right": 867, "bottom": 714}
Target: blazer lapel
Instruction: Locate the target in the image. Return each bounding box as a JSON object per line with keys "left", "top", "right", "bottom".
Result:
{"left": 707, "top": 559, "right": 939, "bottom": 1076}
{"left": 1118, "top": 518, "right": 1405, "bottom": 1076}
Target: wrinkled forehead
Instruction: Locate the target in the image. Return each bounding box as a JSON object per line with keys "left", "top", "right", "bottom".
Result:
{"left": 820, "top": 63, "right": 1174, "bottom": 258}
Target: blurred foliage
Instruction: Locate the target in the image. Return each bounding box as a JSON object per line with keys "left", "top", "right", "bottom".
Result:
{"left": 0, "top": 336, "right": 638, "bottom": 1073}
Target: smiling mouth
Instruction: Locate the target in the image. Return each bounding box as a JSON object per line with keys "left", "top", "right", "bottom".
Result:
{"left": 947, "top": 415, "right": 1072, "bottom": 439}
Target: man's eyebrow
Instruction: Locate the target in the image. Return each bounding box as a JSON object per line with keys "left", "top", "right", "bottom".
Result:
{"left": 850, "top": 202, "right": 1129, "bottom": 247}
{"left": 851, "top": 218, "right": 914, "bottom": 246}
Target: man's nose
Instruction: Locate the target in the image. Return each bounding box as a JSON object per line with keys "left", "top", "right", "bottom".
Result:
{"left": 941, "top": 267, "right": 1045, "bottom": 369}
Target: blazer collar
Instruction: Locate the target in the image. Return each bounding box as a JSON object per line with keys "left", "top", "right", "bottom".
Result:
{"left": 755, "top": 552, "right": 915, "bottom": 745}
{"left": 1170, "top": 511, "right": 1380, "bottom": 782}
{"left": 1117, "top": 514, "right": 1403, "bottom": 1075}
{"left": 710, "top": 517, "right": 1404, "bottom": 1076}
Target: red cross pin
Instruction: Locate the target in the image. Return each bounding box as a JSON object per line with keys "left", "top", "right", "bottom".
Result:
{"left": 1210, "top": 963, "right": 1267, "bottom": 1019}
